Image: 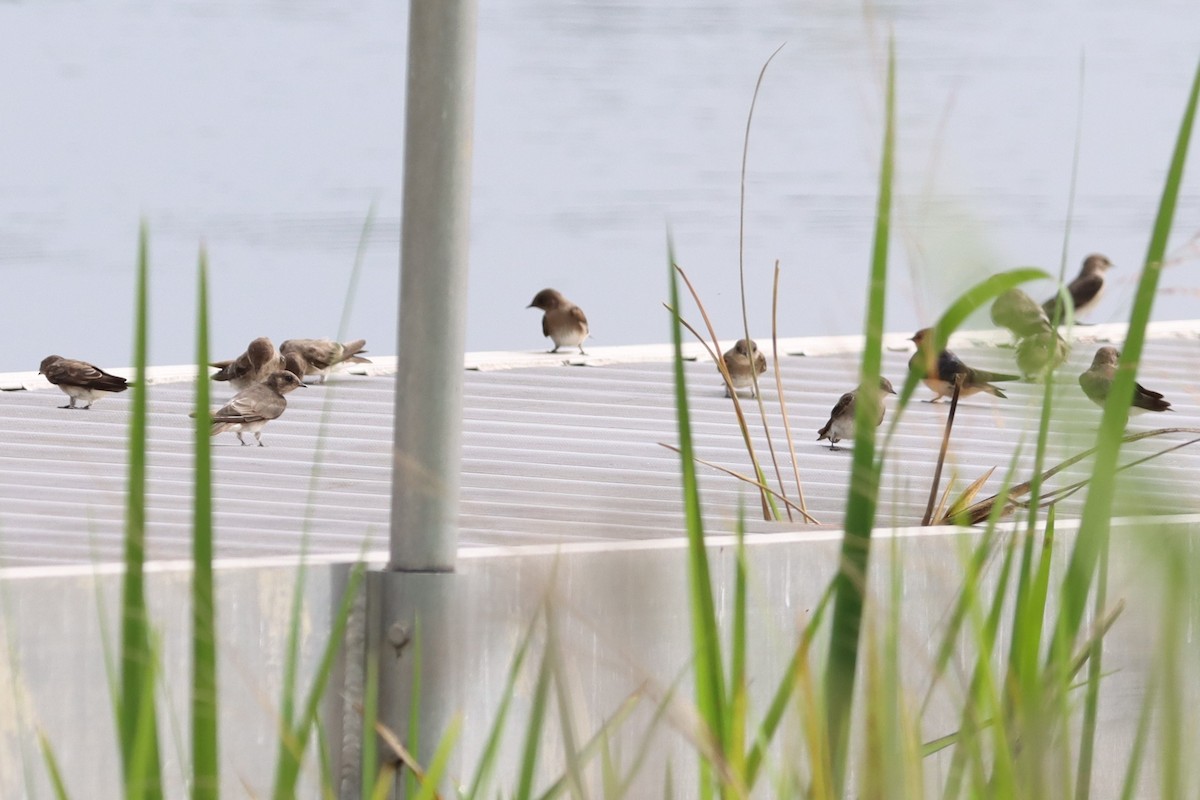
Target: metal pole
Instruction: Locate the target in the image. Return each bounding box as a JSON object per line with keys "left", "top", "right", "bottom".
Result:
{"left": 389, "top": 0, "right": 477, "bottom": 572}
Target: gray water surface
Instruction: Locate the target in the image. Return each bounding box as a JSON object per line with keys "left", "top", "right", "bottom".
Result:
{"left": 1, "top": 0, "right": 1198, "bottom": 373}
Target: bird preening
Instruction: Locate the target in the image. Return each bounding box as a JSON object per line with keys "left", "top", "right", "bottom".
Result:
{"left": 817, "top": 377, "right": 896, "bottom": 451}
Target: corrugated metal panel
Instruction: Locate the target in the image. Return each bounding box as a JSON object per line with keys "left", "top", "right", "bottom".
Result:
{"left": 3, "top": 323, "right": 1200, "bottom": 568}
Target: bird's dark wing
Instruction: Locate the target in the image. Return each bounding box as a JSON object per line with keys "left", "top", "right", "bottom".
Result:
{"left": 1134, "top": 381, "right": 1164, "bottom": 400}
{"left": 818, "top": 392, "right": 855, "bottom": 438}
{"left": 1067, "top": 273, "right": 1104, "bottom": 308}
{"left": 568, "top": 305, "right": 588, "bottom": 328}
{"left": 1133, "top": 383, "right": 1172, "bottom": 412}
{"left": 541, "top": 314, "right": 551, "bottom": 337}
{"left": 212, "top": 387, "right": 284, "bottom": 423}
{"left": 936, "top": 350, "right": 971, "bottom": 382}
{"left": 48, "top": 359, "right": 127, "bottom": 391}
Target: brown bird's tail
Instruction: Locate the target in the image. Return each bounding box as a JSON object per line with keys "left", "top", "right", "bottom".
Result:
{"left": 980, "top": 383, "right": 1009, "bottom": 399}
{"left": 975, "top": 369, "right": 1020, "bottom": 383}
{"left": 816, "top": 423, "right": 831, "bottom": 441}
{"left": 97, "top": 376, "right": 131, "bottom": 393}
{"left": 339, "top": 339, "right": 371, "bottom": 365}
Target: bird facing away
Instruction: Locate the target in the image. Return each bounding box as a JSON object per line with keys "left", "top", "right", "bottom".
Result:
{"left": 527, "top": 289, "right": 589, "bottom": 355}
{"left": 39, "top": 355, "right": 130, "bottom": 409}
{"left": 279, "top": 339, "right": 370, "bottom": 383}
{"left": 211, "top": 336, "right": 284, "bottom": 391}
{"left": 817, "top": 377, "right": 897, "bottom": 451}
{"left": 908, "top": 329, "right": 1020, "bottom": 402}
{"left": 1042, "top": 254, "right": 1115, "bottom": 323}
{"left": 991, "top": 288, "right": 1053, "bottom": 338}
{"left": 203, "top": 370, "right": 306, "bottom": 446}
{"left": 720, "top": 338, "right": 768, "bottom": 398}
{"left": 1078, "top": 346, "right": 1173, "bottom": 414}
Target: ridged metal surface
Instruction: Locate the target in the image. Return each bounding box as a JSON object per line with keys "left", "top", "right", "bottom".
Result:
{"left": 3, "top": 324, "right": 1200, "bottom": 568}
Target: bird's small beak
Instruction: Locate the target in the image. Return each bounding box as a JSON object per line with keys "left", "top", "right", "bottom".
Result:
{"left": 299, "top": 383, "right": 307, "bottom": 388}
{"left": 525, "top": 303, "right": 535, "bottom": 309}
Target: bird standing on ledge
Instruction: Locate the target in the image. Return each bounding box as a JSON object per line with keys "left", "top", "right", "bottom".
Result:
{"left": 908, "top": 329, "right": 1020, "bottom": 402}
{"left": 720, "top": 338, "right": 767, "bottom": 398}
{"left": 39, "top": 355, "right": 130, "bottom": 409}
{"left": 1043, "top": 254, "right": 1115, "bottom": 323}
{"left": 527, "top": 288, "right": 589, "bottom": 355}
{"left": 1078, "top": 346, "right": 1173, "bottom": 413}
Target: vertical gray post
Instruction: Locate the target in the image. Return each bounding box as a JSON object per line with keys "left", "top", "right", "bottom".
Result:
{"left": 389, "top": 0, "right": 477, "bottom": 572}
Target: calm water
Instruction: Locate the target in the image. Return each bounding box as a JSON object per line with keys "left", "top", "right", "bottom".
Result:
{"left": 0, "top": 0, "right": 1197, "bottom": 373}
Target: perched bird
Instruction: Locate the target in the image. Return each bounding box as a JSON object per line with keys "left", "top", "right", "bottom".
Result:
{"left": 817, "top": 377, "right": 897, "bottom": 451}
{"left": 1015, "top": 328, "right": 1070, "bottom": 380}
{"left": 279, "top": 338, "right": 370, "bottom": 384}
{"left": 1042, "top": 254, "right": 1115, "bottom": 323}
{"left": 282, "top": 350, "right": 309, "bottom": 382}
{"left": 527, "top": 289, "right": 589, "bottom": 355}
{"left": 1078, "top": 346, "right": 1173, "bottom": 413}
{"left": 908, "top": 328, "right": 1020, "bottom": 402}
{"left": 200, "top": 370, "right": 306, "bottom": 446}
{"left": 211, "top": 336, "right": 284, "bottom": 391}
{"left": 39, "top": 355, "right": 130, "bottom": 409}
{"left": 720, "top": 338, "right": 767, "bottom": 398}
{"left": 991, "top": 289, "right": 1053, "bottom": 338}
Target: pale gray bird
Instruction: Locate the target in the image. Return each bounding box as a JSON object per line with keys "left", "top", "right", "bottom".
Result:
{"left": 720, "top": 338, "right": 767, "bottom": 398}
{"left": 211, "top": 336, "right": 284, "bottom": 391}
{"left": 1043, "top": 254, "right": 1115, "bottom": 323}
{"left": 279, "top": 338, "right": 370, "bottom": 383}
{"left": 527, "top": 288, "right": 589, "bottom": 354}
{"left": 203, "top": 370, "right": 306, "bottom": 446}
{"left": 39, "top": 355, "right": 130, "bottom": 409}
{"left": 817, "top": 378, "right": 896, "bottom": 451}
{"left": 1078, "top": 346, "right": 1173, "bottom": 413}
{"left": 909, "top": 329, "right": 1020, "bottom": 402}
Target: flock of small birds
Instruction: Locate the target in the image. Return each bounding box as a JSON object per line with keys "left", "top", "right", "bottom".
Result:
{"left": 38, "top": 338, "right": 371, "bottom": 447}
{"left": 32, "top": 261, "right": 1166, "bottom": 452}
{"left": 528, "top": 254, "right": 1172, "bottom": 455}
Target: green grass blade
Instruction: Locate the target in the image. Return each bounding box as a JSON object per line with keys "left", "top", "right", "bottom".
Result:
{"left": 412, "top": 715, "right": 462, "bottom": 800}
{"left": 37, "top": 730, "right": 71, "bottom": 800}
{"left": 1055, "top": 55, "right": 1200, "bottom": 656}
{"left": 727, "top": 508, "right": 748, "bottom": 777}
{"left": 823, "top": 37, "right": 894, "bottom": 790}
{"left": 667, "top": 234, "right": 727, "bottom": 796}
{"left": 120, "top": 222, "right": 163, "bottom": 799}
{"left": 514, "top": 646, "right": 554, "bottom": 800}
{"left": 270, "top": 562, "right": 365, "bottom": 800}
{"left": 191, "top": 248, "right": 218, "bottom": 800}
{"left": 534, "top": 689, "right": 643, "bottom": 800}
{"left": 464, "top": 611, "right": 539, "bottom": 798}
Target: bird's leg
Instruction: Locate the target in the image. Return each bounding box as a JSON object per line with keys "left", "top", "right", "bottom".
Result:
{"left": 550, "top": 345, "right": 561, "bottom": 354}
{"left": 256, "top": 433, "right": 265, "bottom": 447}
{"left": 578, "top": 345, "right": 587, "bottom": 355}
{"left": 58, "top": 403, "right": 72, "bottom": 409}
{"left": 236, "top": 432, "right": 248, "bottom": 446}
{"left": 829, "top": 443, "right": 840, "bottom": 451}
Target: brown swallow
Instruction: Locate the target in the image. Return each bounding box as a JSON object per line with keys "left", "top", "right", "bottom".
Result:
{"left": 991, "top": 288, "right": 1053, "bottom": 338}
{"left": 817, "top": 377, "right": 896, "bottom": 450}
{"left": 211, "top": 336, "right": 284, "bottom": 390}
{"left": 201, "top": 370, "right": 306, "bottom": 446}
{"left": 908, "top": 329, "right": 1020, "bottom": 402}
{"left": 39, "top": 355, "right": 130, "bottom": 409}
{"left": 720, "top": 338, "right": 767, "bottom": 398}
{"left": 278, "top": 338, "right": 370, "bottom": 383}
{"left": 1078, "top": 346, "right": 1173, "bottom": 413}
{"left": 1043, "top": 254, "right": 1114, "bottom": 322}
{"left": 527, "top": 288, "right": 589, "bottom": 355}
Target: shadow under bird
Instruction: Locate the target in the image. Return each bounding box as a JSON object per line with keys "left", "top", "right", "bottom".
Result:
{"left": 1042, "top": 253, "right": 1115, "bottom": 323}
{"left": 278, "top": 338, "right": 370, "bottom": 383}
{"left": 527, "top": 288, "right": 589, "bottom": 354}
{"left": 1078, "top": 346, "right": 1173, "bottom": 413}
{"left": 196, "top": 370, "right": 306, "bottom": 446}
{"left": 817, "top": 377, "right": 896, "bottom": 451}
{"left": 908, "top": 328, "right": 1019, "bottom": 402}
{"left": 211, "top": 336, "right": 284, "bottom": 391}
{"left": 720, "top": 338, "right": 767, "bottom": 398}
{"left": 39, "top": 355, "right": 130, "bottom": 409}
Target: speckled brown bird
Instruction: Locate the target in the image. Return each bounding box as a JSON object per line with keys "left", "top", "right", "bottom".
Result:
{"left": 279, "top": 338, "right": 370, "bottom": 384}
